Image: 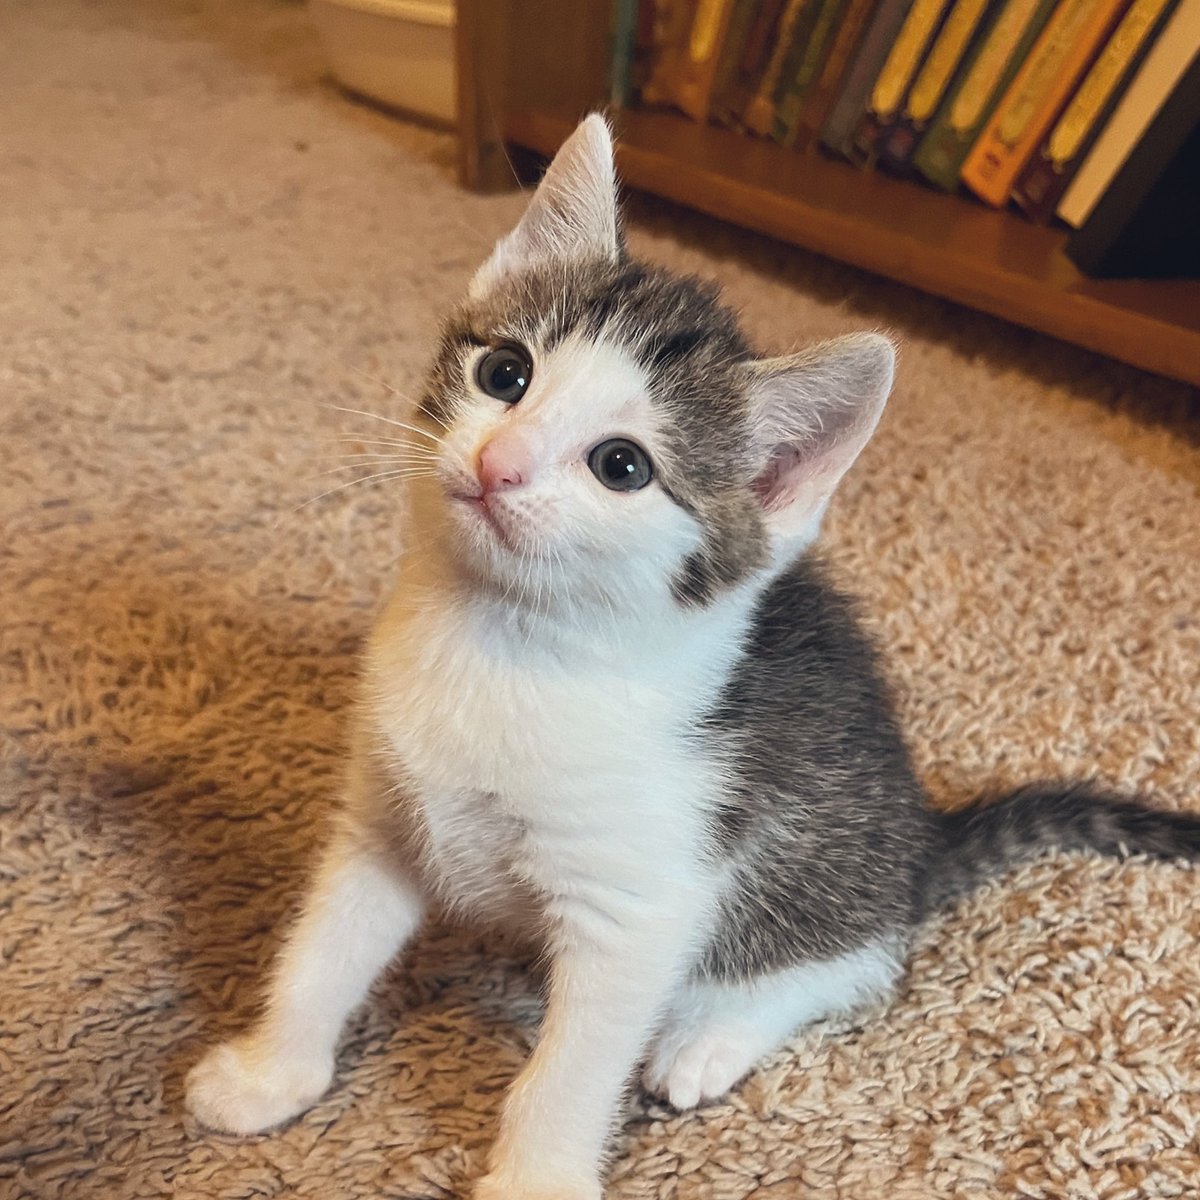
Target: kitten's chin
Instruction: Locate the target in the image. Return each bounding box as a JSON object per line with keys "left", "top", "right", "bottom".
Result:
{"left": 441, "top": 500, "right": 539, "bottom": 594}
{"left": 454, "top": 549, "right": 558, "bottom": 610}
{"left": 436, "top": 491, "right": 627, "bottom": 616}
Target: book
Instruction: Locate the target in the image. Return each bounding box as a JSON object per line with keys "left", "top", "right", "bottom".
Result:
{"left": 1012, "top": 0, "right": 1181, "bottom": 221}
{"left": 772, "top": 0, "right": 854, "bottom": 142}
{"left": 850, "top": 0, "right": 958, "bottom": 162}
{"left": 910, "top": 0, "right": 1059, "bottom": 190}
{"left": 767, "top": 0, "right": 836, "bottom": 141}
{"left": 821, "top": 0, "right": 918, "bottom": 157}
{"left": 711, "top": 0, "right": 790, "bottom": 129}
{"left": 641, "top": 1, "right": 705, "bottom": 110}
{"left": 675, "top": 0, "right": 742, "bottom": 120}
{"left": 788, "top": 0, "right": 882, "bottom": 150}
{"left": 610, "top": 0, "right": 641, "bottom": 107}
{"left": 877, "top": 0, "right": 1003, "bottom": 171}
{"left": 1058, "top": 0, "right": 1200, "bottom": 224}
{"left": 960, "top": 0, "right": 1133, "bottom": 206}
{"left": 743, "top": 0, "right": 814, "bottom": 135}
{"left": 629, "top": 0, "right": 664, "bottom": 103}
{"left": 706, "top": 0, "right": 761, "bottom": 128}
{"left": 1065, "top": 49, "right": 1200, "bottom": 275}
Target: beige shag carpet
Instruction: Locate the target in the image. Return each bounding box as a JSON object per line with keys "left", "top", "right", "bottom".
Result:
{"left": 4, "top": 3, "right": 1200, "bottom": 1198}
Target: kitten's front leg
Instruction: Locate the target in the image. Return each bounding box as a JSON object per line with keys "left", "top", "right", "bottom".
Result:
{"left": 186, "top": 762, "right": 425, "bottom": 1134}
{"left": 476, "top": 901, "right": 697, "bottom": 1200}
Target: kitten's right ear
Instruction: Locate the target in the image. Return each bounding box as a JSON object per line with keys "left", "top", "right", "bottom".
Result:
{"left": 469, "top": 114, "right": 621, "bottom": 299}
{"left": 745, "top": 333, "right": 896, "bottom": 548}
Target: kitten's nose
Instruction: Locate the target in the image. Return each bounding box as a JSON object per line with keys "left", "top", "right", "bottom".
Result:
{"left": 476, "top": 435, "right": 530, "bottom": 495}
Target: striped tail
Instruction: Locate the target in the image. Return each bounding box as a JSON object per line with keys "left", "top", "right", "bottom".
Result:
{"left": 923, "top": 782, "right": 1200, "bottom": 912}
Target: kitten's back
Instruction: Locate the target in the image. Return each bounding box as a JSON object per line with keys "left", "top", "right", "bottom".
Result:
{"left": 701, "top": 559, "right": 937, "bottom": 981}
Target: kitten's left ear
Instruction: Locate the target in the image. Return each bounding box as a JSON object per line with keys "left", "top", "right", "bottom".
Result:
{"left": 470, "top": 114, "right": 620, "bottom": 298}
{"left": 745, "top": 333, "right": 896, "bottom": 545}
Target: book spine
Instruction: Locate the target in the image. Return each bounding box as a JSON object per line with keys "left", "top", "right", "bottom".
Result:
{"left": 850, "top": 0, "right": 957, "bottom": 163}
{"left": 769, "top": 0, "right": 835, "bottom": 141}
{"left": 960, "top": 0, "right": 1134, "bottom": 206}
{"left": 705, "top": 0, "right": 763, "bottom": 126}
{"left": 641, "top": 1, "right": 699, "bottom": 108}
{"left": 743, "top": 0, "right": 813, "bottom": 136}
{"left": 878, "top": 0, "right": 1001, "bottom": 170}
{"left": 629, "top": 0, "right": 661, "bottom": 101}
{"left": 674, "top": 0, "right": 741, "bottom": 121}
{"left": 820, "top": 0, "right": 918, "bottom": 157}
{"left": 712, "top": 0, "right": 790, "bottom": 129}
{"left": 773, "top": 0, "right": 854, "bottom": 142}
{"left": 1011, "top": 0, "right": 1180, "bottom": 221}
{"left": 789, "top": 0, "right": 882, "bottom": 150}
{"left": 610, "top": 0, "right": 641, "bottom": 107}
{"left": 910, "top": 0, "right": 1059, "bottom": 190}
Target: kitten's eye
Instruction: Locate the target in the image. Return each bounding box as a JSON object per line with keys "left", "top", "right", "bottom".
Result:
{"left": 476, "top": 344, "right": 532, "bottom": 404}
{"left": 587, "top": 438, "right": 653, "bottom": 492}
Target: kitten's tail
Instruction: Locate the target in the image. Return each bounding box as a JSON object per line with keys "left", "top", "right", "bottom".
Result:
{"left": 923, "top": 782, "right": 1200, "bottom": 912}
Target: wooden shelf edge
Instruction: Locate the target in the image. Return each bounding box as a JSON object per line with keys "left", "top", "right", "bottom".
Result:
{"left": 503, "top": 108, "right": 1200, "bottom": 389}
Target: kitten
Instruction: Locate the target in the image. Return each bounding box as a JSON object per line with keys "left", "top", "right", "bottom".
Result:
{"left": 185, "top": 116, "right": 1200, "bottom": 1200}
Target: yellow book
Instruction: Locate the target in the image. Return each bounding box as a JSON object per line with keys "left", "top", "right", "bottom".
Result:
{"left": 908, "top": 0, "right": 995, "bottom": 125}
{"left": 642, "top": 2, "right": 702, "bottom": 110}
{"left": 675, "top": 0, "right": 741, "bottom": 120}
{"left": 743, "top": 0, "right": 811, "bottom": 135}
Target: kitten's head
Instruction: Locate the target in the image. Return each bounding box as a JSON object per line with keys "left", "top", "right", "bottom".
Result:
{"left": 414, "top": 116, "right": 893, "bottom": 615}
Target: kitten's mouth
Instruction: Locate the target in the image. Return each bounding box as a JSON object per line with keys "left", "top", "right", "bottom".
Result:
{"left": 449, "top": 491, "right": 513, "bottom": 548}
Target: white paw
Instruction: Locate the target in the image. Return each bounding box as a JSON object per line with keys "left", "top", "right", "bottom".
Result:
{"left": 642, "top": 1027, "right": 757, "bottom": 1110}
{"left": 474, "top": 1170, "right": 601, "bottom": 1200}
{"left": 185, "top": 1036, "right": 334, "bottom": 1135}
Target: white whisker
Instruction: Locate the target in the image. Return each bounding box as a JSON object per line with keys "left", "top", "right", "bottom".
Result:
{"left": 333, "top": 434, "right": 431, "bottom": 446}
{"left": 292, "top": 466, "right": 436, "bottom": 513}
{"left": 415, "top": 403, "right": 453, "bottom": 432}
{"left": 312, "top": 461, "right": 442, "bottom": 479}
{"left": 339, "top": 364, "right": 454, "bottom": 432}
{"left": 346, "top": 365, "right": 410, "bottom": 400}
{"left": 326, "top": 439, "right": 439, "bottom": 460}
{"left": 322, "top": 403, "right": 445, "bottom": 446}
{"left": 316, "top": 452, "right": 439, "bottom": 466}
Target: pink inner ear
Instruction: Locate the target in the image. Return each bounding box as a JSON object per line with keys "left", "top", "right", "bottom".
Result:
{"left": 752, "top": 445, "right": 803, "bottom": 512}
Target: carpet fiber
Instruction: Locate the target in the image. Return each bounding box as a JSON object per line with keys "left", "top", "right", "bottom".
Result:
{"left": 4, "top": 3, "right": 1200, "bottom": 1198}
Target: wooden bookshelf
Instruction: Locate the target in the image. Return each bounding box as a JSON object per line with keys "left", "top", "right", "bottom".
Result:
{"left": 456, "top": 2, "right": 1200, "bottom": 388}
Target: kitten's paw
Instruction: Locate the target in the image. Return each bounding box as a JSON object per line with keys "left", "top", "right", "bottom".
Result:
{"left": 185, "top": 1037, "right": 334, "bottom": 1135}
{"left": 474, "top": 1171, "right": 601, "bottom": 1200}
{"left": 642, "top": 1028, "right": 756, "bottom": 1110}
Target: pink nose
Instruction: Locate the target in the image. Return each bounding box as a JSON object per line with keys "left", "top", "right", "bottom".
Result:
{"left": 476, "top": 435, "right": 529, "bottom": 495}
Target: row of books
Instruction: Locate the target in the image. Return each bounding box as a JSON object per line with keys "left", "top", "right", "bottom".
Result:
{"left": 613, "top": 0, "right": 1199, "bottom": 264}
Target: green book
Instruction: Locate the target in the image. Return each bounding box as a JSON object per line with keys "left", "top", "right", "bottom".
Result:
{"left": 788, "top": 0, "right": 884, "bottom": 150}
{"left": 773, "top": 0, "right": 855, "bottom": 142}
{"left": 710, "top": 0, "right": 770, "bottom": 128}
{"left": 820, "top": 0, "right": 917, "bottom": 157}
{"left": 911, "top": 0, "right": 1060, "bottom": 189}
{"left": 609, "top": 0, "right": 641, "bottom": 107}
{"left": 766, "top": 0, "right": 831, "bottom": 142}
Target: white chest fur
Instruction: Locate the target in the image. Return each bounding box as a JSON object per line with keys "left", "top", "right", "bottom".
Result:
{"left": 361, "top": 582, "right": 748, "bottom": 941}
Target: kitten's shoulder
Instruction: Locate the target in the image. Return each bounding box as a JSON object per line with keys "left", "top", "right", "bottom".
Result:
{"left": 710, "top": 554, "right": 906, "bottom": 765}
{"left": 734, "top": 556, "right": 882, "bottom": 685}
